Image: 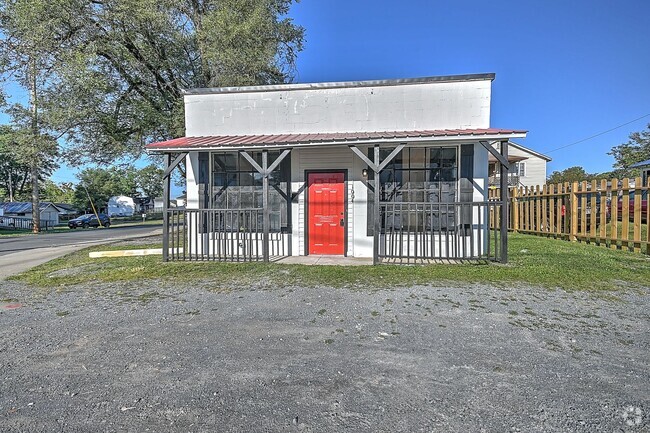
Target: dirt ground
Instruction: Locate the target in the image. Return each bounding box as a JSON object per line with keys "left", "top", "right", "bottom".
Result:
{"left": 0, "top": 279, "right": 648, "bottom": 432}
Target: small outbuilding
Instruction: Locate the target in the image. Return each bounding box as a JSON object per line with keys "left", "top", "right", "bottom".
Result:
{"left": 0, "top": 202, "right": 62, "bottom": 226}
{"left": 108, "top": 195, "right": 136, "bottom": 217}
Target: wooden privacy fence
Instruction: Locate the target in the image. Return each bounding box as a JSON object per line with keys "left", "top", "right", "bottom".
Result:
{"left": 489, "top": 177, "right": 650, "bottom": 254}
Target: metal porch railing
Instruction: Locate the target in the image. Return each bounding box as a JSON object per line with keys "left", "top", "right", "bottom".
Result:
{"left": 378, "top": 201, "right": 504, "bottom": 262}
{"left": 165, "top": 208, "right": 289, "bottom": 261}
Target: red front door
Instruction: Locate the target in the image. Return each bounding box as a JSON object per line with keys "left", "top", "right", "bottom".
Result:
{"left": 308, "top": 172, "right": 345, "bottom": 255}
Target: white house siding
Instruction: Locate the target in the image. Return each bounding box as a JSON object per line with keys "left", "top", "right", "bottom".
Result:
{"left": 41, "top": 208, "right": 60, "bottom": 226}
{"left": 185, "top": 79, "right": 492, "bottom": 137}
{"left": 13, "top": 208, "right": 60, "bottom": 226}
{"left": 506, "top": 146, "right": 548, "bottom": 187}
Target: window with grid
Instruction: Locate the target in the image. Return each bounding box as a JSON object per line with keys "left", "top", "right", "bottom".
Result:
{"left": 211, "top": 151, "right": 290, "bottom": 233}
{"left": 367, "top": 146, "right": 459, "bottom": 233}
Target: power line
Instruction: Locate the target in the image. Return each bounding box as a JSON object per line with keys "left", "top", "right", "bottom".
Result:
{"left": 545, "top": 113, "right": 650, "bottom": 153}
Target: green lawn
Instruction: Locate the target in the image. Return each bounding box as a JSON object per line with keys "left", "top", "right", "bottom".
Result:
{"left": 11, "top": 234, "right": 650, "bottom": 293}
{"left": 0, "top": 220, "right": 161, "bottom": 237}
{"left": 0, "top": 226, "right": 72, "bottom": 237}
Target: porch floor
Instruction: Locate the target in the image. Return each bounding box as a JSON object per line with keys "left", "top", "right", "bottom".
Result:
{"left": 273, "top": 255, "right": 373, "bottom": 266}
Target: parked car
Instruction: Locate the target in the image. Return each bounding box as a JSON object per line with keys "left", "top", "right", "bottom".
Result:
{"left": 579, "top": 193, "right": 610, "bottom": 228}
{"left": 546, "top": 193, "right": 609, "bottom": 232}
{"left": 68, "top": 213, "right": 111, "bottom": 229}
{"left": 616, "top": 191, "right": 648, "bottom": 223}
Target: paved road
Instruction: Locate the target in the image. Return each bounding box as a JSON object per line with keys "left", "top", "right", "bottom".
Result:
{"left": 0, "top": 224, "right": 162, "bottom": 279}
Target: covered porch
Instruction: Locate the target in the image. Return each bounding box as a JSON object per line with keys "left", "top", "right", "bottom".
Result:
{"left": 149, "top": 128, "right": 523, "bottom": 265}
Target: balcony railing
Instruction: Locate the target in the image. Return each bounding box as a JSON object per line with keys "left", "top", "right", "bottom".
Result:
{"left": 489, "top": 174, "right": 520, "bottom": 187}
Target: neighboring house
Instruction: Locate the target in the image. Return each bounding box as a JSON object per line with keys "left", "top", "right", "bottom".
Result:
{"left": 133, "top": 196, "right": 154, "bottom": 213}
{"left": 630, "top": 159, "right": 650, "bottom": 186}
{"left": 133, "top": 196, "right": 166, "bottom": 213}
{"left": 146, "top": 73, "right": 526, "bottom": 264}
{"left": 53, "top": 203, "right": 80, "bottom": 221}
{"left": 0, "top": 202, "right": 63, "bottom": 226}
{"left": 488, "top": 141, "right": 551, "bottom": 188}
{"left": 108, "top": 195, "right": 136, "bottom": 217}
{"left": 175, "top": 194, "right": 186, "bottom": 208}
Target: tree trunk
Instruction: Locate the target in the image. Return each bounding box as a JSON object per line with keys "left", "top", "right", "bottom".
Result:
{"left": 8, "top": 169, "right": 14, "bottom": 202}
{"left": 29, "top": 58, "right": 40, "bottom": 233}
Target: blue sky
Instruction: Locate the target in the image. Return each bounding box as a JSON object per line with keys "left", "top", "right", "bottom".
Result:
{"left": 5, "top": 0, "right": 650, "bottom": 185}
{"left": 288, "top": 0, "right": 650, "bottom": 174}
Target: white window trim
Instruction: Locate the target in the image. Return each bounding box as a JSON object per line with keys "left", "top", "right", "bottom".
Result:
{"left": 517, "top": 162, "right": 526, "bottom": 177}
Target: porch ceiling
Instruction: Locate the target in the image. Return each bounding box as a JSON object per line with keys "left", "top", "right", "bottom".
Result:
{"left": 146, "top": 128, "right": 527, "bottom": 152}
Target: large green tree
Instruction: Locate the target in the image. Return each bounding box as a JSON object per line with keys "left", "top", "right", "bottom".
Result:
{"left": 73, "top": 166, "right": 138, "bottom": 211}
{"left": 547, "top": 166, "right": 595, "bottom": 184}
{"left": 135, "top": 164, "right": 164, "bottom": 200}
{"left": 608, "top": 124, "right": 650, "bottom": 177}
{"left": 1, "top": 0, "right": 304, "bottom": 226}
{"left": 40, "top": 180, "right": 75, "bottom": 204}
{"left": 0, "top": 0, "right": 70, "bottom": 230}
{"left": 0, "top": 124, "right": 57, "bottom": 202}
{"left": 48, "top": 0, "right": 304, "bottom": 165}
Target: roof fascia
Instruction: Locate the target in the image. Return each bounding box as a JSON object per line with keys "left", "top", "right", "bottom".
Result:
{"left": 146, "top": 132, "right": 527, "bottom": 153}
{"left": 183, "top": 73, "right": 496, "bottom": 96}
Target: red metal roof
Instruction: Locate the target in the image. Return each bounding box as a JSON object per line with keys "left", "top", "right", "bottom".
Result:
{"left": 146, "top": 128, "right": 527, "bottom": 151}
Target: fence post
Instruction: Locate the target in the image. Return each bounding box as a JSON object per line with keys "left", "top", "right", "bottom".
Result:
{"left": 499, "top": 140, "right": 509, "bottom": 264}
{"left": 540, "top": 185, "right": 549, "bottom": 233}
{"left": 647, "top": 178, "right": 650, "bottom": 255}
{"left": 633, "top": 176, "right": 642, "bottom": 253}
{"left": 599, "top": 179, "right": 607, "bottom": 245}
{"left": 611, "top": 178, "right": 619, "bottom": 250}
{"left": 570, "top": 181, "right": 578, "bottom": 242}
{"left": 621, "top": 178, "right": 630, "bottom": 251}
{"left": 511, "top": 187, "right": 519, "bottom": 233}
{"left": 535, "top": 185, "right": 541, "bottom": 233}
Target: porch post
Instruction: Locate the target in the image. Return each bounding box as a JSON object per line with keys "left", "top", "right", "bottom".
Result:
{"left": 162, "top": 153, "right": 171, "bottom": 262}
{"left": 239, "top": 149, "right": 290, "bottom": 263}
{"left": 262, "top": 150, "right": 270, "bottom": 262}
{"left": 373, "top": 145, "right": 381, "bottom": 265}
{"left": 348, "top": 143, "right": 404, "bottom": 265}
{"left": 499, "top": 140, "right": 509, "bottom": 263}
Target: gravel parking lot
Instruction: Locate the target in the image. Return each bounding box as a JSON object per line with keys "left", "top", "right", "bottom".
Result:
{"left": 1, "top": 278, "right": 648, "bottom": 432}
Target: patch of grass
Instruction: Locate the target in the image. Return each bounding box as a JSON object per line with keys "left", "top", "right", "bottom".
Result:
{"left": 0, "top": 226, "right": 71, "bottom": 237}
{"left": 10, "top": 234, "right": 650, "bottom": 292}
{"left": 603, "top": 221, "right": 649, "bottom": 243}
{"left": 317, "top": 309, "right": 327, "bottom": 315}
{"left": 324, "top": 339, "right": 334, "bottom": 344}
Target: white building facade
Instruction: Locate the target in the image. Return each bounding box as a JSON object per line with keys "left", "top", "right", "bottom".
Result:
{"left": 148, "top": 74, "right": 526, "bottom": 264}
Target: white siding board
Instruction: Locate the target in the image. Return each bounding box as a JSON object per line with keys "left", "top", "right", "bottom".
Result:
{"left": 186, "top": 80, "right": 492, "bottom": 137}
{"left": 506, "top": 146, "right": 547, "bottom": 187}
